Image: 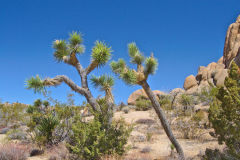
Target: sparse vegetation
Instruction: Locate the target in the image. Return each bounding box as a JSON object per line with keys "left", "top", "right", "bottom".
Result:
{"left": 135, "top": 96, "right": 152, "bottom": 111}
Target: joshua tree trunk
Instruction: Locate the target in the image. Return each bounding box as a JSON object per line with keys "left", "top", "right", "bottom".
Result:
{"left": 105, "top": 89, "right": 115, "bottom": 125}
{"left": 141, "top": 80, "right": 185, "bottom": 160}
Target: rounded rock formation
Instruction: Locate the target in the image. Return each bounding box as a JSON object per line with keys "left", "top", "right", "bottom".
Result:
{"left": 183, "top": 75, "right": 198, "bottom": 90}
{"left": 127, "top": 89, "right": 166, "bottom": 105}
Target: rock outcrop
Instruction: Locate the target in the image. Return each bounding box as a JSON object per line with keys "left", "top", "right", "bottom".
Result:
{"left": 183, "top": 15, "right": 240, "bottom": 93}
{"left": 223, "top": 15, "right": 240, "bottom": 68}
{"left": 183, "top": 75, "right": 198, "bottom": 90}
{"left": 183, "top": 57, "right": 228, "bottom": 93}
{"left": 127, "top": 89, "right": 166, "bottom": 105}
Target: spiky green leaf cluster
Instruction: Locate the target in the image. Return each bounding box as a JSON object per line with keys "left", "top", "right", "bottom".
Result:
{"left": 110, "top": 59, "right": 126, "bottom": 74}
{"left": 128, "top": 42, "right": 139, "bottom": 57}
{"left": 128, "top": 42, "right": 144, "bottom": 65}
{"left": 144, "top": 56, "right": 158, "bottom": 75}
{"left": 120, "top": 69, "right": 137, "bottom": 85}
{"left": 53, "top": 32, "right": 85, "bottom": 62}
{"left": 26, "top": 75, "right": 45, "bottom": 94}
{"left": 110, "top": 59, "right": 137, "bottom": 85}
{"left": 53, "top": 40, "right": 69, "bottom": 62}
{"left": 91, "top": 41, "right": 112, "bottom": 66}
{"left": 90, "top": 75, "right": 114, "bottom": 91}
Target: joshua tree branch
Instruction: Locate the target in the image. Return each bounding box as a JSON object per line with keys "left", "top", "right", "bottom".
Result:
{"left": 43, "top": 75, "right": 86, "bottom": 95}
{"left": 86, "top": 61, "right": 98, "bottom": 75}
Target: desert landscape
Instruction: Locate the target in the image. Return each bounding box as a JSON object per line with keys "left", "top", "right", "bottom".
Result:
{"left": 1, "top": 1, "right": 240, "bottom": 160}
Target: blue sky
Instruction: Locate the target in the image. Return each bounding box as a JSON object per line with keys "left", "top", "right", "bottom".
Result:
{"left": 0, "top": 0, "right": 240, "bottom": 105}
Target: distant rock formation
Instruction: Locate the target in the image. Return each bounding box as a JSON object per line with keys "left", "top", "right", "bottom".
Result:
{"left": 127, "top": 89, "right": 166, "bottom": 105}
{"left": 184, "top": 15, "right": 240, "bottom": 93}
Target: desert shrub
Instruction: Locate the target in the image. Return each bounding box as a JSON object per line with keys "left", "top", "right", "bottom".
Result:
{"left": 0, "top": 143, "right": 28, "bottom": 160}
{"left": 135, "top": 118, "right": 155, "bottom": 125}
{"left": 6, "top": 129, "right": 27, "bottom": 140}
{"left": 35, "top": 115, "right": 59, "bottom": 146}
{"left": 179, "top": 94, "right": 194, "bottom": 116}
{"left": 122, "top": 107, "right": 129, "bottom": 114}
{"left": 157, "top": 95, "right": 172, "bottom": 110}
{"left": 203, "top": 148, "right": 238, "bottom": 160}
{"left": 207, "top": 62, "right": 240, "bottom": 159}
{"left": 67, "top": 115, "right": 132, "bottom": 160}
{"left": 197, "top": 87, "right": 218, "bottom": 105}
{"left": 0, "top": 103, "right": 27, "bottom": 126}
{"left": 135, "top": 96, "right": 151, "bottom": 111}
{"left": 174, "top": 110, "right": 207, "bottom": 139}
{"left": 146, "top": 132, "right": 153, "bottom": 142}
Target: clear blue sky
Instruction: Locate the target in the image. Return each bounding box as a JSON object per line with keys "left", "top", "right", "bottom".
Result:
{"left": 0, "top": 0, "right": 239, "bottom": 105}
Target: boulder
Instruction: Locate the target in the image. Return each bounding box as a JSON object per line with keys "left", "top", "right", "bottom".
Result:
{"left": 127, "top": 89, "right": 166, "bottom": 105}
{"left": 214, "top": 69, "right": 228, "bottom": 87}
{"left": 217, "top": 56, "right": 223, "bottom": 64}
{"left": 183, "top": 75, "right": 198, "bottom": 90}
{"left": 223, "top": 15, "right": 240, "bottom": 68}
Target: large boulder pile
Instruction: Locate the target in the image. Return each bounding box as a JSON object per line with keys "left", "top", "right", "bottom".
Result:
{"left": 127, "top": 89, "right": 166, "bottom": 105}
{"left": 184, "top": 15, "right": 240, "bottom": 93}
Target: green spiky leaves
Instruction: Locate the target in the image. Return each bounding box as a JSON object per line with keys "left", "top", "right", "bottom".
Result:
{"left": 53, "top": 32, "right": 85, "bottom": 62}
{"left": 90, "top": 75, "right": 114, "bottom": 91}
{"left": 110, "top": 59, "right": 137, "bottom": 85}
{"left": 144, "top": 56, "right": 158, "bottom": 76}
{"left": 128, "top": 42, "right": 144, "bottom": 65}
{"left": 91, "top": 41, "right": 112, "bottom": 67}
{"left": 26, "top": 75, "right": 45, "bottom": 94}
{"left": 128, "top": 42, "right": 139, "bottom": 57}
{"left": 110, "top": 59, "right": 126, "bottom": 74}
{"left": 53, "top": 40, "right": 69, "bottom": 62}
{"left": 120, "top": 69, "right": 137, "bottom": 85}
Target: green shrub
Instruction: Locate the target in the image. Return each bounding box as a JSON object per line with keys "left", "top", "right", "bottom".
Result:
{"left": 67, "top": 116, "right": 132, "bottom": 160}
{"left": 208, "top": 62, "right": 240, "bottom": 159}
{"left": 0, "top": 103, "right": 27, "bottom": 126}
{"left": 179, "top": 94, "right": 194, "bottom": 115}
{"left": 157, "top": 95, "right": 171, "bottom": 110}
{"left": 36, "top": 115, "right": 59, "bottom": 145}
{"left": 135, "top": 96, "right": 151, "bottom": 111}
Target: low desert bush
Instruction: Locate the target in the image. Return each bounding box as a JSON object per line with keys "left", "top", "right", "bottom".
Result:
{"left": 135, "top": 96, "right": 151, "bottom": 111}
{"left": 135, "top": 118, "right": 155, "bottom": 126}
{"left": 6, "top": 129, "right": 27, "bottom": 141}
{"left": 67, "top": 115, "right": 132, "bottom": 160}
{"left": 0, "top": 143, "right": 29, "bottom": 160}
{"left": 0, "top": 103, "right": 27, "bottom": 126}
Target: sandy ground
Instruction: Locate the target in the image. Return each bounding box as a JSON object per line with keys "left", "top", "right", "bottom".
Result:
{"left": 115, "top": 110, "right": 223, "bottom": 159}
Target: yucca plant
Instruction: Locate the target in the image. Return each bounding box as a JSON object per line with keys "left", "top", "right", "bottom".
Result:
{"left": 110, "top": 43, "right": 184, "bottom": 159}
{"left": 26, "top": 32, "right": 112, "bottom": 113}
{"left": 37, "top": 115, "right": 59, "bottom": 145}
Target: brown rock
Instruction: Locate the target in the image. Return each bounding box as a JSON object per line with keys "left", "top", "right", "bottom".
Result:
{"left": 127, "top": 89, "right": 165, "bottom": 105}
{"left": 183, "top": 75, "right": 198, "bottom": 90}
{"left": 214, "top": 69, "right": 228, "bottom": 87}
{"left": 223, "top": 15, "right": 240, "bottom": 68}
{"left": 217, "top": 56, "right": 223, "bottom": 64}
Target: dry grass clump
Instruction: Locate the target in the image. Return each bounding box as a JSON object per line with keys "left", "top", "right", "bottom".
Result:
{"left": 47, "top": 143, "right": 69, "bottom": 160}
{"left": 0, "top": 143, "right": 29, "bottom": 160}
{"left": 135, "top": 118, "right": 155, "bottom": 125}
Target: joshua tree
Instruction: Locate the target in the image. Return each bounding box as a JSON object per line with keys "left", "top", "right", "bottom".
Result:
{"left": 26, "top": 32, "right": 112, "bottom": 113}
{"left": 110, "top": 43, "right": 184, "bottom": 159}
{"left": 90, "top": 75, "right": 115, "bottom": 124}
